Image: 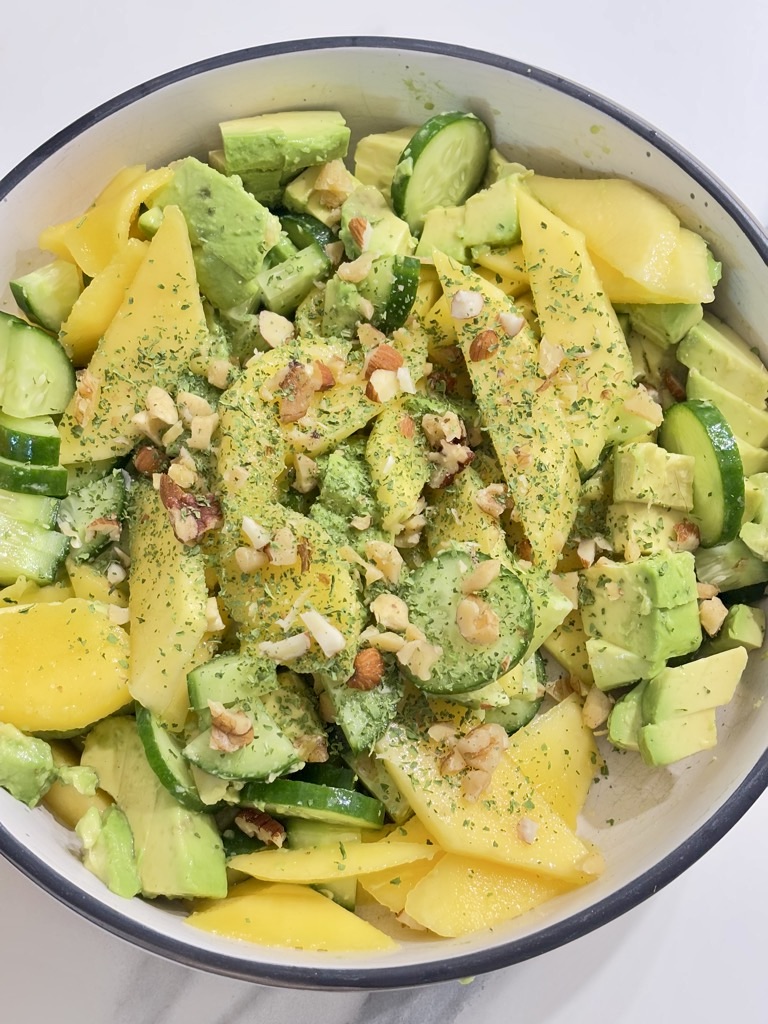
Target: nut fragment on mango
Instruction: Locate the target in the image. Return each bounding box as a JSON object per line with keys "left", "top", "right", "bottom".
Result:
{"left": 0, "top": 599, "right": 130, "bottom": 732}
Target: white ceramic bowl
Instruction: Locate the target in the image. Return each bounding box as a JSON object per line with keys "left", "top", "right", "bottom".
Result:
{"left": 1, "top": 37, "right": 766, "bottom": 989}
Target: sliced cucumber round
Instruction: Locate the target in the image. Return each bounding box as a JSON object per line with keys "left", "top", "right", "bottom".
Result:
{"left": 359, "top": 255, "right": 420, "bottom": 334}
{"left": 279, "top": 211, "right": 336, "bottom": 250}
{"left": 391, "top": 112, "right": 491, "bottom": 234}
{"left": 659, "top": 399, "right": 744, "bottom": 547}
{"left": 402, "top": 547, "right": 534, "bottom": 695}
{"left": 10, "top": 259, "right": 82, "bottom": 334}
{"left": 0, "top": 453, "right": 67, "bottom": 497}
{"left": 0, "top": 311, "right": 76, "bottom": 418}
{"left": 135, "top": 705, "right": 207, "bottom": 812}
{"left": 242, "top": 778, "right": 385, "bottom": 829}
{"left": 0, "top": 412, "right": 61, "bottom": 466}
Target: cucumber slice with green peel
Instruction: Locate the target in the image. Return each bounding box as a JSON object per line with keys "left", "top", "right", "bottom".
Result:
{"left": 359, "top": 255, "right": 420, "bottom": 334}
{"left": 263, "top": 232, "right": 299, "bottom": 269}
{"left": 391, "top": 111, "right": 491, "bottom": 234}
{"left": 0, "top": 509, "right": 70, "bottom": 584}
{"left": 279, "top": 211, "right": 336, "bottom": 250}
{"left": 0, "top": 454, "right": 67, "bottom": 497}
{"left": 0, "top": 412, "right": 60, "bottom": 466}
{"left": 10, "top": 259, "right": 82, "bottom": 333}
{"left": 0, "top": 488, "right": 59, "bottom": 530}
{"left": 291, "top": 762, "right": 358, "bottom": 790}
{"left": 402, "top": 547, "right": 534, "bottom": 695}
{"left": 256, "top": 241, "right": 331, "bottom": 316}
{"left": 659, "top": 400, "right": 744, "bottom": 547}
{"left": 0, "top": 311, "right": 75, "bottom": 418}
{"left": 135, "top": 705, "right": 207, "bottom": 813}
{"left": 187, "top": 653, "right": 278, "bottom": 712}
{"left": 57, "top": 471, "right": 126, "bottom": 561}
{"left": 183, "top": 703, "right": 299, "bottom": 781}
{"left": 242, "top": 778, "right": 385, "bottom": 829}
{"left": 483, "top": 696, "right": 543, "bottom": 735}
{"left": 285, "top": 816, "right": 360, "bottom": 910}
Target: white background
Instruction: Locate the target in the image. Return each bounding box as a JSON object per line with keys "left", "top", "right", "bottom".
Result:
{"left": 1, "top": 2, "right": 767, "bottom": 1021}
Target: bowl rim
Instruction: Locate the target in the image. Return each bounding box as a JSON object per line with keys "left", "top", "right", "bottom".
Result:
{"left": 1, "top": 34, "right": 767, "bottom": 991}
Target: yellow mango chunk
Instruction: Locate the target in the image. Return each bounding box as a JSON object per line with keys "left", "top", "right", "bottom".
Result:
{"left": 591, "top": 231, "right": 715, "bottom": 304}
{"left": 128, "top": 482, "right": 208, "bottom": 729}
{"left": 404, "top": 855, "right": 574, "bottom": 937}
{"left": 509, "top": 694, "right": 598, "bottom": 829}
{"left": 189, "top": 880, "right": 397, "bottom": 952}
{"left": 0, "top": 599, "right": 129, "bottom": 732}
{"left": 377, "top": 711, "right": 591, "bottom": 882}
{"left": 41, "top": 740, "right": 112, "bottom": 830}
{"left": 40, "top": 166, "right": 172, "bottom": 277}
{"left": 228, "top": 840, "right": 437, "bottom": 884}
{"left": 473, "top": 243, "right": 530, "bottom": 296}
{"left": 59, "top": 238, "right": 148, "bottom": 366}
{"left": 359, "top": 817, "right": 443, "bottom": 914}
{"left": 0, "top": 576, "right": 74, "bottom": 606}
{"left": 58, "top": 205, "right": 209, "bottom": 463}
{"left": 425, "top": 466, "right": 511, "bottom": 565}
{"left": 66, "top": 558, "right": 128, "bottom": 608}
{"left": 434, "top": 253, "right": 579, "bottom": 570}
{"left": 518, "top": 190, "right": 633, "bottom": 470}
{"left": 526, "top": 176, "right": 713, "bottom": 303}
{"left": 542, "top": 609, "right": 595, "bottom": 690}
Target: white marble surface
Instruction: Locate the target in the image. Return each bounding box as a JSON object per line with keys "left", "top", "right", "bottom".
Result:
{"left": 1, "top": 2, "right": 767, "bottom": 1020}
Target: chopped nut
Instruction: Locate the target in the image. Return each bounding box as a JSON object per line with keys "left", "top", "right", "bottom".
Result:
{"left": 300, "top": 608, "right": 346, "bottom": 657}
{"left": 205, "top": 597, "right": 226, "bottom": 633}
{"left": 161, "top": 420, "right": 184, "bottom": 448}
{"left": 312, "top": 360, "right": 336, "bottom": 392}
{"left": 234, "top": 545, "right": 269, "bottom": 573}
{"left": 577, "top": 538, "right": 597, "bottom": 568}
{"left": 697, "top": 582, "right": 720, "bottom": 600}
{"left": 168, "top": 460, "right": 197, "bottom": 490}
{"left": 158, "top": 475, "right": 223, "bottom": 545}
{"left": 108, "top": 604, "right": 130, "bottom": 626}
{"left": 258, "top": 632, "right": 311, "bottom": 661}
{"left": 605, "top": 581, "right": 622, "bottom": 602}
{"left": 428, "top": 723, "right": 459, "bottom": 744}
{"left": 475, "top": 483, "right": 507, "bottom": 518}
{"left": 370, "top": 593, "right": 410, "bottom": 632}
{"left": 347, "top": 647, "right": 385, "bottom": 690}
{"left": 133, "top": 446, "right": 167, "bottom": 477}
{"left": 421, "top": 411, "right": 464, "bottom": 447}
{"left": 674, "top": 520, "right": 701, "bottom": 552}
{"left": 366, "top": 368, "right": 400, "bottom": 403}
{"left": 357, "top": 322, "right": 387, "bottom": 350}
{"left": 498, "top": 311, "right": 525, "bottom": 337}
{"left": 132, "top": 409, "right": 163, "bottom": 445}
{"left": 241, "top": 516, "right": 271, "bottom": 550}
{"left": 325, "top": 240, "right": 345, "bottom": 265}
{"left": 363, "top": 629, "right": 406, "bottom": 653}
{"left": 146, "top": 386, "right": 178, "bottom": 426}
{"left": 189, "top": 412, "right": 219, "bottom": 451}
{"left": 259, "top": 310, "right": 294, "bottom": 348}
{"left": 84, "top": 517, "right": 121, "bottom": 545}
{"left": 347, "top": 216, "right": 372, "bottom": 251}
{"left": 365, "top": 540, "right": 404, "bottom": 584}
{"left": 235, "top": 808, "right": 285, "bottom": 847}
{"left": 268, "top": 526, "right": 298, "bottom": 566}
{"left": 450, "top": 289, "right": 484, "bottom": 320}
{"left": 624, "top": 538, "right": 642, "bottom": 563}
{"left": 106, "top": 561, "right": 127, "bottom": 586}
{"left": 428, "top": 440, "right": 475, "bottom": 489}
{"left": 538, "top": 335, "right": 566, "bottom": 377}
{"left": 399, "top": 415, "right": 415, "bottom": 439}
{"left": 462, "top": 768, "right": 492, "bottom": 801}
{"left": 297, "top": 538, "right": 312, "bottom": 574}
{"left": 699, "top": 595, "right": 729, "bottom": 636}
{"left": 278, "top": 361, "right": 316, "bottom": 424}
{"left": 623, "top": 384, "right": 664, "bottom": 428}
{"left": 73, "top": 369, "right": 100, "bottom": 427}
{"left": 396, "top": 638, "right": 442, "bottom": 681}
{"left": 292, "top": 453, "right": 319, "bottom": 494}
{"left": 469, "top": 329, "right": 499, "bottom": 362}
{"left": 461, "top": 558, "right": 501, "bottom": 594}
{"left": 517, "top": 817, "right": 539, "bottom": 844}
{"left": 176, "top": 390, "right": 213, "bottom": 424}
{"left": 337, "top": 252, "right": 376, "bottom": 284}
{"left": 397, "top": 367, "right": 416, "bottom": 395}
{"left": 456, "top": 723, "right": 509, "bottom": 774}
{"left": 662, "top": 369, "right": 687, "bottom": 402}
{"left": 207, "top": 359, "right": 232, "bottom": 390}
{"left": 440, "top": 748, "right": 467, "bottom": 774}
{"left": 546, "top": 675, "right": 575, "bottom": 703}
{"left": 313, "top": 159, "right": 358, "bottom": 209}
{"left": 208, "top": 699, "right": 254, "bottom": 752}
{"left": 364, "top": 343, "right": 405, "bottom": 379}
{"left": 582, "top": 685, "right": 613, "bottom": 730}
{"left": 350, "top": 514, "right": 372, "bottom": 531}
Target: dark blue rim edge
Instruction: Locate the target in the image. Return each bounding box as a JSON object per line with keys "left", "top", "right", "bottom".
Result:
{"left": 1, "top": 35, "right": 767, "bottom": 991}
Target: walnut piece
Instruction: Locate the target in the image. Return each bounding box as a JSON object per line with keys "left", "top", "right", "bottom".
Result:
{"left": 235, "top": 808, "right": 286, "bottom": 847}
{"left": 208, "top": 700, "right": 254, "bottom": 752}
{"left": 73, "top": 370, "right": 100, "bottom": 427}
{"left": 278, "top": 361, "right": 317, "bottom": 424}
{"left": 475, "top": 483, "right": 507, "bottom": 518}
{"left": 158, "top": 474, "right": 223, "bottom": 545}
{"left": 456, "top": 722, "right": 509, "bottom": 774}
{"left": 347, "top": 647, "right": 385, "bottom": 690}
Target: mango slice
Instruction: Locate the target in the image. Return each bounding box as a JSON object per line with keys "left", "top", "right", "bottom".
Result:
{"left": 189, "top": 880, "right": 397, "bottom": 952}
{"left": 358, "top": 817, "right": 442, "bottom": 914}
{"left": 228, "top": 840, "right": 437, "bottom": 884}
{"left": 0, "top": 599, "right": 129, "bottom": 732}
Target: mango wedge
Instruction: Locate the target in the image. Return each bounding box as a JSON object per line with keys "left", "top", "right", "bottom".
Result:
{"left": 189, "top": 880, "right": 397, "bottom": 952}
{"left": 358, "top": 818, "right": 442, "bottom": 914}
{"left": 0, "top": 599, "right": 129, "bottom": 732}
{"left": 228, "top": 840, "right": 437, "bottom": 884}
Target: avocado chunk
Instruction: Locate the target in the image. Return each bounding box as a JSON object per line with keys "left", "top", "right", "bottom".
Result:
{"left": 739, "top": 472, "right": 768, "bottom": 559}
{"left": 686, "top": 368, "right": 768, "bottom": 447}
{"left": 638, "top": 710, "right": 717, "bottom": 767}
{"left": 256, "top": 241, "right": 330, "bottom": 316}
{"left": 607, "top": 501, "right": 685, "bottom": 559}
{"left": 484, "top": 149, "right": 528, "bottom": 185}
{"left": 678, "top": 313, "right": 768, "bottom": 410}
{"left": 642, "top": 646, "right": 748, "bottom": 723}
{"left": 151, "top": 157, "right": 281, "bottom": 311}
{"left": 219, "top": 110, "right": 350, "bottom": 176}
{"left": 613, "top": 442, "right": 695, "bottom": 511}
{"left": 704, "top": 603, "right": 765, "bottom": 655}
{"left": 321, "top": 276, "right": 372, "bottom": 340}
{"left": 82, "top": 718, "right": 227, "bottom": 900}
{"left": 580, "top": 550, "right": 702, "bottom": 689}
{"left": 619, "top": 302, "right": 703, "bottom": 349}
{"left": 695, "top": 537, "right": 768, "bottom": 592}
{"left": 0, "top": 721, "right": 57, "bottom": 806}
{"left": 402, "top": 547, "right": 534, "bottom": 694}
{"left": 283, "top": 160, "right": 361, "bottom": 228}
{"left": 354, "top": 126, "right": 416, "bottom": 203}
{"left": 315, "top": 663, "right": 403, "bottom": 755}
{"left": 585, "top": 637, "right": 660, "bottom": 691}
{"left": 461, "top": 173, "right": 526, "bottom": 249}
{"left": 607, "top": 679, "right": 649, "bottom": 751}
{"left": 415, "top": 205, "right": 468, "bottom": 262}
{"left": 315, "top": 441, "right": 378, "bottom": 523}
{"left": 75, "top": 805, "right": 141, "bottom": 899}
{"left": 339, "top": 186, "right": 415, "bottom": 260}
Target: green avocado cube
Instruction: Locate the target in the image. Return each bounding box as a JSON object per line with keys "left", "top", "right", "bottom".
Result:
{"left": 354, "top": 126, "right": 416, "bottom": 203}
{"left": 339, "top": 186, "right": 414, "bottom": 260}
{"left": 0, "top": 722, "right": 56, "bottom": 806}
{"left": 621, "top": 302, "right": 703, "bottom": 349}
{"left": 76, "top": 805, "right": 141, "bottom": 899}
{"left": 705, "top": 604, "right": 766, "bottom": 655}
{"left": 607, "top": 501, "right": 685, "bottom": 558}
{"left": 638, "top": 709, "right": 718, "bottom": 766}
{"left": 607, "top": 679, "right": 649, "bottom": 751}
{"left": 641, "top": 646, "right": 748, "bottom": 723}
{"left": 461, "top": 174, "right": 524, "bottom": 249}
{"left": 220, "top": 110, "right": 350, "bottom": 175}
{"left": 678, "top": 313, "right": 768, "bottom": 410}
{"left": 415, "top": 205, "right": 468, "bottom": 263}
{"left": 585, "top": 638, "right": 660, "bottom": 691}
{"left": 613, "top": 442, "right": 695, "bottom": 511}
{"left": 686, "top": 368, "right": 768, "bottom": 447}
